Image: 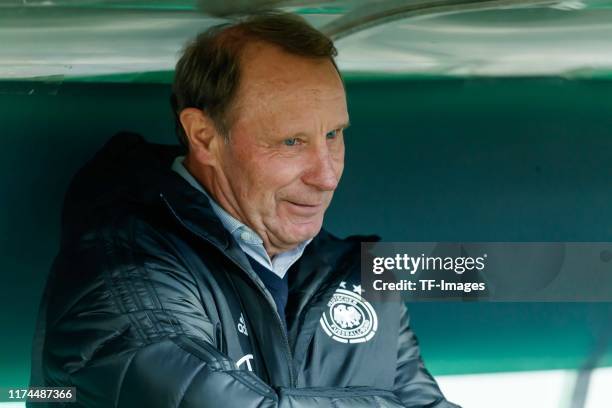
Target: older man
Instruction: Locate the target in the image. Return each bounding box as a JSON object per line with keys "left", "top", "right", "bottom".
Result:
{"left": 30, "top": 11, "right": 458, "bottom": 408}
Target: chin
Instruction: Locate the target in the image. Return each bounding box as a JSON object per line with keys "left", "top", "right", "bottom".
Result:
{"left": 283, "top": 218, "right": 323, "bottom": 243}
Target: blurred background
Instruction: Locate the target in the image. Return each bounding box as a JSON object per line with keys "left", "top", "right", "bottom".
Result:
{"left": 1, "top": 1, "right": 611, "bottom": 407}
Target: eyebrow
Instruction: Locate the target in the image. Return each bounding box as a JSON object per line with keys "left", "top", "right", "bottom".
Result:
{"left": 284, "top": 122, "right": 351, "bottom": 139}
{"left": 337, "top": 121, "right": 351, "bottom": 130}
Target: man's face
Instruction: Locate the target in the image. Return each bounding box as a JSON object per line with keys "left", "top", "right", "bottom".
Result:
{"left": 214, "top": 42, "right": 349, "bottom": 255}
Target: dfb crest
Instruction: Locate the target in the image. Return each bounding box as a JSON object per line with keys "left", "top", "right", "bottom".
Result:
{"left": 320, "top": 282, "right": 378, "bottom": 344}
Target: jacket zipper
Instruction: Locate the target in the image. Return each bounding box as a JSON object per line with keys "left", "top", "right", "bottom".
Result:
{"left": 160, "top": 194, "right": 296, "bottom": 387}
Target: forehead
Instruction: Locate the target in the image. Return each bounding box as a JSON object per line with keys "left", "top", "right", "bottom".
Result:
{"left": 231, "top": 41, "right": 347, "bottom": 125}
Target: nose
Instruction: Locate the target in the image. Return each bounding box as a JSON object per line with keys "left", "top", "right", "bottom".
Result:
{"left": 302, "top": 143, "right": 341, "bottom": 191}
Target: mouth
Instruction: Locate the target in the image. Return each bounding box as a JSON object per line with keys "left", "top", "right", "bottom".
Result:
{"left": 287, "top": 200, "right": 322, "bottom": 207}
{"left": 284, "top": 200, "right": 324, "bottom": 216}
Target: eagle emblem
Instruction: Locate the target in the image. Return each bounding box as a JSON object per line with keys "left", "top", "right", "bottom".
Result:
{"left": 333, "top": 304, "right": 362, "bottom": 329}
{"left": 320, "top": 282, "right": 378, "bottom": 344}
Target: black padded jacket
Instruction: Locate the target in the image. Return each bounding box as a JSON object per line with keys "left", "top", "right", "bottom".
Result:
{"left": 29, "top": 133, "right": 459, "bottom": 408}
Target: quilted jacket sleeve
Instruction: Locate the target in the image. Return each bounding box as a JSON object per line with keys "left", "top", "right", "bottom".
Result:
{"left": 39, "top": 226, "right": 407, "bottom": 408}
{"left": 393, "top": 303, "right": 461, "bottom": 408}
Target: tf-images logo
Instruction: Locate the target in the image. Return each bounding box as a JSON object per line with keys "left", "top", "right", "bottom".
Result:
{"left": 320, "top": 281, "right": 378, "bottom": 344}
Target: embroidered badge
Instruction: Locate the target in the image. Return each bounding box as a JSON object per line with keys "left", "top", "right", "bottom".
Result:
{"left": 320, "top": 281, "right": 378, "bottom": 344}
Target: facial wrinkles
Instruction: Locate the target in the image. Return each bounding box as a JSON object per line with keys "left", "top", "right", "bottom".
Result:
{"left": 267, "top": 89, "right": 345, "bottom": 196}
{"left": 204, "top": 138, "right": 298, "bottom": 257}
{"left": 238, "top": 73, "right": 343, "bottom": 123}
{"left": 220, "top": 135, "right": 279, "bottom": 244}
{"left": 215, "top": 53, "right": 346, "bottom": 254}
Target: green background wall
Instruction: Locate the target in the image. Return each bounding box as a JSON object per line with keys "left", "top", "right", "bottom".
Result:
{"left": 1, "top": 77, "right": 611, "bottom": 388}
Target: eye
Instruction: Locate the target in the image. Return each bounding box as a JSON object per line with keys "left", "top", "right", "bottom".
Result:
{"left": 283, "top": 138, "right": 299, "bottom": 146}
{"left": 326, "top": 129, "right": 340, "bottom": 139}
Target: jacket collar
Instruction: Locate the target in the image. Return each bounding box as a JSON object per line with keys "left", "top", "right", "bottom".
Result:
{"left": 157, "top": 170, "right": 290, "bottom": 310}
{"left": 158, "top": 170, "right": 231, "bottom": 251}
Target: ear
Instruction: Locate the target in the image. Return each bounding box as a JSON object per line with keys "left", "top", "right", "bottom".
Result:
{"left": 179, "top": 107, "right": 223, "bottom": 165}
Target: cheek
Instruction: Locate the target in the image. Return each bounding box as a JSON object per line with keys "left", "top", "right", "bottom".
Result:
{"left": 226, "top": 144, "right": 272, "bottom": 197}
{"left": 246, "top": 159, "right": 296, "bottom": 203}
{"left": 270, "top": 163, "right": 300, "bottom": 189}
{"left": 265, "top": 162, "right": 310, "bottom": 209}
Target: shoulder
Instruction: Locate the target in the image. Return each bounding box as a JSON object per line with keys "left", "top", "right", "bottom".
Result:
{"left": 46, "top": 208, "right": 211, "bottom": 346}
{"left": 51, "top": 205, "right": 197, "bottom": 313}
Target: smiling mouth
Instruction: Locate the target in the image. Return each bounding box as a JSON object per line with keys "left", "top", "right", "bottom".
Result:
{"left": 284, "top": 200, "right": 325, "bottom": 216}
{"left": 286, "top": 200, "right": 323, "bottom": 207}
